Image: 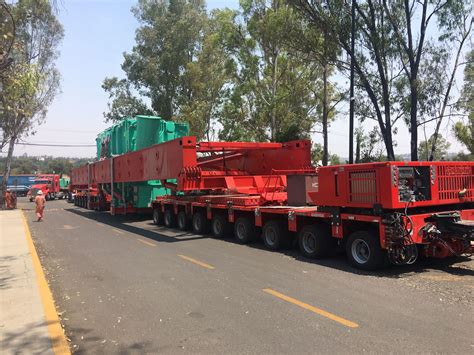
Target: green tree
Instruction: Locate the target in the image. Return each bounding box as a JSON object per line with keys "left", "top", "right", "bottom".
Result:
{"left": 120, "top": 0, "right": 207, "bottom": 121}
{"left": 181, "top": 9, "right": 236, "bottom": 140}
{"left": 291, "top": 0, "right": 397, "bottom": 160}
{"left": 355, "top": 126, "right": 386, "bottom": 163}
{"left": 311, "top": 142, "right": 341, "bottom": 165}
{"left": 101, "top": 77, "right": 154, "bottom": 122}
{"left": 287, "top": 9, "right": 342, "bottom": 165}
{"left": 453, "top": 49, "right": 473, "bottom": 156}
{"left": 219, "top": 1, "right": 320, "bottom": 143}
{"left": 418, "top": 134, "right": 450, "bottom": 161}
{"left": 0, "top": 1, "right": 15, "bottom": 72}
{"left": 291, "top": 0, "right": 471, "bottom": 161}
{"left": 0, "top": 0, "right": 63, "bottom": 198}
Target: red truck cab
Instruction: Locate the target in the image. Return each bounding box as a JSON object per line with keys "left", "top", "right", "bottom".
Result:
{"left": 28, "top": 174, "right": 60, "bottom": 201}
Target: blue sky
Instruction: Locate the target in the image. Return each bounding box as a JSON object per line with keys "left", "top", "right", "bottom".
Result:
{"left": 12, "top": 0, "right": 466, "bottom": 159}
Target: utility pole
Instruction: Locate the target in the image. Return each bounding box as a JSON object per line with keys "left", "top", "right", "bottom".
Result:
{"left": 349, "top": 0, "right": 356, "bottom": 164}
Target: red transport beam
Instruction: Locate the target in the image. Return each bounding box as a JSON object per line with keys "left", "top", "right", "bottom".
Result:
{"left": 70, "top": 136, "right": 314, "bottom": 197}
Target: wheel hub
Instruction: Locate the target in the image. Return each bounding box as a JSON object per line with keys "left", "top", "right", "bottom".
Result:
{"left": 236, "top": 223, "right": 246, "bottom": 240}
{"left": 213, "top": 219, "right": 222, "bottom": 234}
{"left": 266, "top": 228, "right": 276, "bottom": 246}
{"left": 302, "top": 232, "right": 316, "bottom": 253}
{"left": 352, "top": 239, "right": 370, "bottom": 264}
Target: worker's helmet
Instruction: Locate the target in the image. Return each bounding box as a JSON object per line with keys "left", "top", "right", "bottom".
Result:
{"left": 37, "top": 191, "right": 43, "bottom": 195}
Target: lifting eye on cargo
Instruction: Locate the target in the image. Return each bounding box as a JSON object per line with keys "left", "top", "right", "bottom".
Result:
{"left": 69, "top": 116, "right": 474, "bottom": 270}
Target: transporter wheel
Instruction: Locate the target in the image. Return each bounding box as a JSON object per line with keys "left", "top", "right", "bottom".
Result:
{"left": 152, "top": 208, "right": 164, "bottom": 225}
{"left": 234, "top": 217, "right": 256, "bottom": 244}
{"left": 177, "top": 211, "right": 188, "bottom": 231}
{"left": 298, "top": 224, "right": 335, "bottom": 259}
{"left": 345, "top": 231, "right": 385, "bottom": 271}
{"left": 262, "top": 221, "right": 290, "bottom": 251}
{"left": 192, "top": 211, "right": 210, "bottom": 234}
{"left": 211, "top": 214, "right": 232, "bottom": 239}
{"left": 164, "top": 209, "right": 176, "bottom": 228}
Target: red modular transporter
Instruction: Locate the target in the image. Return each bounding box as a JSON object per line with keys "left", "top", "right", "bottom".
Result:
{"left": 70, "top": 136, "right": 474, "bottom": 270}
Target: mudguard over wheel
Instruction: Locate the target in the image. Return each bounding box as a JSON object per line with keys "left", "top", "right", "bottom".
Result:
{"left": 211, "top": 214, "right": 232, "bottom": 238}
{"left": 192, "top": 211, "right": 210, "bottom": 234}
{"left": 152, "top": 208, "right": 164, "bottom": 225}
{"left": 345, "top": 231, "right": 385, "bottom": 270}
{"left": 298, "top": 224, "right": 335, "bottom": 258}
{"left": 233, "top": 217, "right": 256, "bottom": 244}
{"left": 262, "top": 220, "right": 290, "bottom": 250}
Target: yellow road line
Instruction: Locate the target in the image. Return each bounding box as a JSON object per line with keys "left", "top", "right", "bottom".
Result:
{"left": 137, "top": 239, "right": 157, "bottom": 247}
{"left": 178, "top": 254, "right": 215, "bottom": 270}
{"left": 262, "top": 288, "right": 359, "bottom": 329}
{"left": 21, "top": 211, "right": 71, "bottom": 355}
{"left": 111, "top": 228, "right": 124, "bottom": 235}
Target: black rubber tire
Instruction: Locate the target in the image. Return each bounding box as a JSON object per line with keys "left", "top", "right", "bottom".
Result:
{"left": 164, "top": 209, "right": 177, "bottom": 228}
{"left": 345, "top": 231, "right": 385, "bottom": 270}
{"left": 177, "top": 211, "right": 189, "bottom": 230}
{"left": 152, "top": 208, "right": 164, "bottom": 225}
{"left": 262, "top": 220, "right": 290, "bottom": 251}
{"left": 233, "top": 217, "right": 256, "bottom": 244}
{"left": 298, "top": 224, "right": 335, "bottom": 258}
{"left": 192, "top": 211, "right": 210, "bottom": 234}
{"left": 211, "top": 214, "right": 232, "bottom": 238}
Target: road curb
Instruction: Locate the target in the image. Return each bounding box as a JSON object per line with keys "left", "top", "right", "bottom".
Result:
{"left": 21, "top": 211, "right": 71, "bottom": 355}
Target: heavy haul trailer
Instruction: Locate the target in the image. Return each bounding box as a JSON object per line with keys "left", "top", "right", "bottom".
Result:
{"left": 71, "top": 116, "right": 188, "bottom": 213}
{"left": 71, "top": 133, "right": 474, "bottom": 270}
{"left": 148, "top": 143, "right": 474, "bottom": 270}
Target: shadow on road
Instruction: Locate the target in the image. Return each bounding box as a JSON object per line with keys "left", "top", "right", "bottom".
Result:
{"left": 65, "top": 207, "right": 209, "bottom": 244}
{"left": 1, "top": 320, "right": 66, "bottom": 354}
{"left": 64, "top": 206, "right": 473, "bottom": 278}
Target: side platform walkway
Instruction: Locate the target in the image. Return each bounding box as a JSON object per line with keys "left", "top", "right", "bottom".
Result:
{"left": 0, "top": 210, "right": 70, "bottom": 354}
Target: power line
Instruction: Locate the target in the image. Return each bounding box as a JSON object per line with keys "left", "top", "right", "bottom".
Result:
{"left": 16, "top": 142, "right": 95, "bottom": 147}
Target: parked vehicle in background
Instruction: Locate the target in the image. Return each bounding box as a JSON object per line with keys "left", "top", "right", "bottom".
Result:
{"left": 7, "top": 174, "right": 36, "bottom": 188}
{"left": 28, "top": 174, "right": 60, "bottom": 201}
{"left": 59, "top": 177, "right": 70, "bottom": 199}
{"left": 6, "top": 185, "right": 30, "bottom": 197}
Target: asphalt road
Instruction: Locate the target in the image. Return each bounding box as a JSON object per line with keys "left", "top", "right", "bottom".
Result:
{"left": 20, "top": 198, "right": 474, "bottom": 354}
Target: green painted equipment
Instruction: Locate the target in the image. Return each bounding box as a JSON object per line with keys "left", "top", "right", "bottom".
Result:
{"left": 59, "top": 178, "right": 70, "bottom": 189}
{"left": 96, "top": 116, "right": 189, "bottom": 209}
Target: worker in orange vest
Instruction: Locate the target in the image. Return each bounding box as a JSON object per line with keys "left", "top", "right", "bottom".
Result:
{"left": 5, "top": 189, "right": 13, "bottom": 209}
{"left": 35, "top": 190, "right": 46, "bottom": 221}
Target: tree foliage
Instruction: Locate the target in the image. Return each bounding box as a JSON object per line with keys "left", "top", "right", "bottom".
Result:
{"left": 0, "top": 0, "right": 63, "bottom": 194}
{"left": 291, "top": 0, "right": 472, "bottom": 161}
{"left": 105, "top": 0, "right": 333, "bottom": 145}
{"left": 418, "top": 134, "right": 450, "bottom": 161}
{"left": 102, "top": 0, "right": 471, "bottom": 162}
{"left": 0, "top": 155, "right": 91, "bottom": 176}
{"left": 101, "top": 77, "right": 154, "bottom": 122}
{"left": 454, "top": 49, "right": 473, "bottom": 156}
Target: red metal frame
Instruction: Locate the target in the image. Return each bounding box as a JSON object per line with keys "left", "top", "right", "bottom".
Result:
{"left": 309, "top": 161, "right": 474, "bottom": 209}
{"left": 70, "top": 137, "right": 314, "bottom": 203}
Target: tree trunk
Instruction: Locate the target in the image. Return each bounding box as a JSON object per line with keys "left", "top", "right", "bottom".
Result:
{"left": 1, "top": 136, "right": 16, "bottom": 209}
{"left": 270, "top": 53, "right": 278, "bottom": 142}
{"left": 322, "top": 63, "right": 329, "bottom": 166}
{"left": 355, "top": 132, "right": 361, "bottom": 163}
{"left": 428, "top": 22, "right": 471, "bottom": 161}
{"left": 409, "top": 85, "right": 418, "bottom": 161}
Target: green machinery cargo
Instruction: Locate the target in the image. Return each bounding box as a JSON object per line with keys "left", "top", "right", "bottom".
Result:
{"left": 95, "top": 116, "right": 189, "bottom": 209}
{"left": 59, "top": 178, "right": 70, "bottom": 189}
